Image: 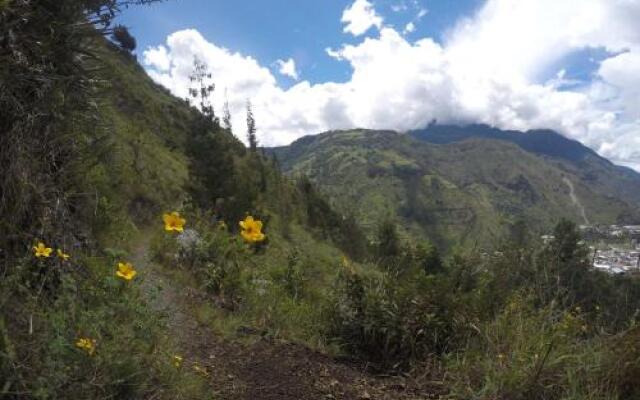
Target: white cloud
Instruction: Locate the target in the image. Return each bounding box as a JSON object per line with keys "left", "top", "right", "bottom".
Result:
{"left": 598, "top": 51, "right": 640, "bottom": 119}
{"left": 391, "top": 3, "right": 408, "bottom": 13}
{"left": 142, "top": 0, "right": 640, "bottom": 171}
{"left": 403, "top": 22, "right": 415, "bottom": 34}
{"left": 275, "top": 58, "right": 299, "bottom": 80}
{"left": 143, "top": 45, "right": 170, "bottom": 71}
{"left": 341, "top": 0, "right": 383, "bottom": 36}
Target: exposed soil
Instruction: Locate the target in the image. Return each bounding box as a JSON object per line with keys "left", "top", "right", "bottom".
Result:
{"left": 133, "top": 238, "right": 445, "bottom": 400}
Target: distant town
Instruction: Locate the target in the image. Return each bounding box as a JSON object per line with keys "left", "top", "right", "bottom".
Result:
{"left": 576, "top": 225, "right": 640, "bottom": 276}
{"left": 581, "top": 225, "right": 640, "bottom": 276}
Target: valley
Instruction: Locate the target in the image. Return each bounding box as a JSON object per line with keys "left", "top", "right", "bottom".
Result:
{"left": 272, "top": 128, "right": 640, "bottom": 250}
{"left": 3, "top": 2, "right": 640, "bottom": 399}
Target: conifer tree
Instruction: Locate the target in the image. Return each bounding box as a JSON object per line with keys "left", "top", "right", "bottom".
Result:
{"left": 222, "top": 89, "right": 233, "bottom": 131}
{"left": 185, "top": 58, "right": 234, "bottom": 210}
{"left": 188, "top": 57, "right": 218, "bottom": 126}
{"left": 246, "top": 100, "right": 258, "bottom": 152}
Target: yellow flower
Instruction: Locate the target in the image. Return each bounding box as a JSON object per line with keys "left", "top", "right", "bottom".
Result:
{"left": 57, "top": 249, "right": 71, "bottom": 261}
{"left": 342, "top": 255, "right": 357, "bottom": 275}
{"left": 342, "top": 256, "right": 349, "bottom": 266}
{"left": 116, "top": 262, "right": 137, "bottom": 281}
{"left": 173, "top": 355, "right": 183, "bottom": 368}
{"left": 76, "top": 337, "right": 96, "bottom": 356}
{"left": 239, "top": 216, "right": 266, "bottom": 243}
{"left": 163, "top": 211, "right": 186, "bottom": 233}
{"left": 192, "top": 362, "right": 209, "bottom": 377}
{"left": 33, "top": 242, "right": 53, "bottom": 258}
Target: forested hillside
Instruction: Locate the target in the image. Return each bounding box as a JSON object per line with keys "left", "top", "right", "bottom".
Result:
{"left": 412, "top": 124, "right": 640, "bottom": 210}
{"left": 0, "top": 1, "right": 369, "bottom": 397}
{"left": 273, "top": 129, "right": 640, "bottom": 249}
{"left": 2, "top": 2, "right": 640, "bottom": 400}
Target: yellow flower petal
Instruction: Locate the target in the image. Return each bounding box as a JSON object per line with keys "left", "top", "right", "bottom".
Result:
{"left": 239, "top": 216, "right": 266, "bottom": 243}
{"left": 33, "top": 242, "right": 53, "bottom": 258}
{"left": 163, "top": 211, "right": 186, "bottom": 232}
{"left": 75, "top": 337, "right": 96, "bottom": 356}
{"left": 241, "top": 230, "right": 252, "bottom": 242}
{"left": 116, "top": 262, "right": 137, "bottom": 281}
{"left": 57, "top": 249, "right": 70, "bottom": 261}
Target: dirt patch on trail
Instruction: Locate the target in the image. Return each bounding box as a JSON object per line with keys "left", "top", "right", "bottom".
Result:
{"left": 133, "top": 238, "right": 445, "bottom": 400}
{"left": 208, "top": 339, "right": 444, "bottom": 400}
{"left": 174, "top": 298, "right": 445, "bottom": 400}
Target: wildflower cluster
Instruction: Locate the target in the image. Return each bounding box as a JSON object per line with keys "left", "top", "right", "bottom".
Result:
{"left": 75, "top": 337, "right": 96, "bottom": 356}
{"left": 171, "top": 353, "right": 210, "bottom": 377}
{"left": 173, "top": 355, "right": 183, "bottom": 368}
{"left": 33, "top": 242, "right": 71, "bottom": 261}
{"left": 31, "top": 233, "right": 141, "bottom": 358}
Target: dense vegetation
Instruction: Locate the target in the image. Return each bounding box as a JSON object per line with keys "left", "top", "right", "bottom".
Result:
{"left": 273, "top": 129, "right": 640, "bottom": 250}
{"left": 1, "top": 2, "right": 639, "bottom": 399}
{"left": 412, "top": 123, "right": 640, "bottom": 210}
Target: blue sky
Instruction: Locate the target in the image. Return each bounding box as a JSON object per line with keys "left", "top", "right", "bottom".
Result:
{"left": 118, "top": 0, "right": 484, "bottom": 86}
{"left": 116, "top": 0, "right": 640, "bottom": 170}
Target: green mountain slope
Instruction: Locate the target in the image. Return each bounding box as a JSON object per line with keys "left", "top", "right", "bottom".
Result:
{"left": 272, "top": 129, "right": 640, "bottom": 249}
{"left": 411, "top": 124, "right": 640, "bottom": 208}
{"left": 1, "top": 29, "right": 375, "bottom": 396}
{"left": 5, "top": 4, "right": 640, "bottom": 398}
{"left": 73, "top": 41, "right": 196, "bottom": 244}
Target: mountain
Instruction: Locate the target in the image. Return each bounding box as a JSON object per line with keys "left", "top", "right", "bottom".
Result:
{"left": 411, "top": 124, "right": 598, "bottom": 162}
{"left": 272, "top": 128, "right": 640, "bottom": 249}
{"left": 1, "top": 27, "right": 376, "bottom": 397}
{"left": 411, "top": 124, "right": 640, "bottom": 208}
{"left": 8, "top": 4, "right": 640, "bottom": 399}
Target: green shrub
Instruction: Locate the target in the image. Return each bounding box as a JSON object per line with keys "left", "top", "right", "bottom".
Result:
{"left": 0, "top": 249, "right": 209, "bottom": 399}
{"left": 604, "top": 327, "right": 640, "bottom": 399}
{"left": 327, "top": 263, "right": 454, "bottom": 370}
{"left": 271, "top": 249, "right": 306, "bottom": 301}
{"left": 446, "top": 293, "right": 614, "bottom": 400}
{"left": 151, "top": 212, "right": 248, "bottom": 307}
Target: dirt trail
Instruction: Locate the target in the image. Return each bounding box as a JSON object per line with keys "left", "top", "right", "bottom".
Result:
{"left": 563, "top": 177, "right": 589, "bottom": 225}
{"left": 132, "top": 237, "right": 443, "bottom": 400}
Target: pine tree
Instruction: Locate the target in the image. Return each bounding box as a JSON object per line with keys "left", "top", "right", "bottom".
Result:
{"left": 185, "top": 58, "right": 234, "bottom": 210}
{"left": 188, "top": 57, "right": 218, "bottom": 126}
{"left": 246, "top": 100, "right": 258, "bottom": 152}
{"left": 222, "top": 89, "right": 232, "bottom": 131}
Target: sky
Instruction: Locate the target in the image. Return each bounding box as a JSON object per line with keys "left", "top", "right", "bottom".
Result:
{"left": 118, "top": 0, "right": 640, "bottom": 171}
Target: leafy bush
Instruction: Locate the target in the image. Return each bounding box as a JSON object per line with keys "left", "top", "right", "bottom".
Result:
{"left": 327, "top": 262, "right": 454, "bottom": 369}
{"left": 603, "top": 327, "right": 640, "bottom": 399}
{"left": 446, "top": 293, "right": 613, "bottom": 400}
{"left": 0, "top": 248, "right": 208, "bottom": 399}
{"left": 151, "top": 211, "right": 248, "bottom": 308}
